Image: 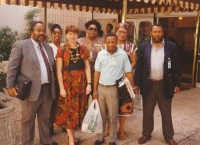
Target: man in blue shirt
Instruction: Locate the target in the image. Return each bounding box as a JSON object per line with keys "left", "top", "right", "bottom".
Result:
{"left": 93, "top": 32, "right": 134, "bottom": 145}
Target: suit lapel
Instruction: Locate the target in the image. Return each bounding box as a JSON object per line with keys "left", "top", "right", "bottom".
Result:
{"left": 164, "top": 41, "right": 170, "bottom": 71}
{"left": 146, "top": 41, "right": 152, "bottom": 68}
{"left": 26, "top": 39, "right": 40, "bottom": 70}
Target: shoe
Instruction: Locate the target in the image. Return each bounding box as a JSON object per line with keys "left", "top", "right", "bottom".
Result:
{"left": 62, "top": 127, "right": 67, "bottom": 132}
{"left": 49, "top": 126, "right": 54, "bottom": 136}
{"left": 74, "top": 140, "right": 80, "bottom": 145}
{"left": 43, "top": 142, "right": 58, "bottom": 145}
{"left": 117, "top": 131, "right": 126, "bottom": 140}
{"left": 94, "top": 139, "right": 104, "bottom": 145}
{"left": 138, "top": 136, "right": 151, "bottom": 144}
{"left": 168, "top": 140, "right": 178, "bottom": 145}
{"left": 109, "top": 142, "right": 116, "bottom": 145}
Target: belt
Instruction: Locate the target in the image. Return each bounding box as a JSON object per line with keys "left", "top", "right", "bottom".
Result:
{"left": 150, "top": 79, "right": 163, "bottom": 82}
{"left": 99, "top": 83, "right": 116, "bottom": 87}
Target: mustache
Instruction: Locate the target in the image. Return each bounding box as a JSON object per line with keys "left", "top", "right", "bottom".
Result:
{"left": 152, "top": 37, "right": 163, "bottom": 43}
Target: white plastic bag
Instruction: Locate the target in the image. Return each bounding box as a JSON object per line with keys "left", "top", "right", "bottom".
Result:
{"left": 82, "top": 99, "right": 103, "bottom": 133}
{"left": 133, "top": 93, "right": 143, "bottom": 110}
{"left": 87, "top": 94, "right": 92, "bottom": 108}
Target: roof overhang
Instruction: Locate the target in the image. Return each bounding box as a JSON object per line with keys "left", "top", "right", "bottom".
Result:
{"left": 1, "top": 0, "right": 200, "bottom": 14}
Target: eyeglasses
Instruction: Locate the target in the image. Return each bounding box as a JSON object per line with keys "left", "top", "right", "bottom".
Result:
{"left": 117, "top": 31, "right": 127, "bottom": 35}
{"left": 88, "top": 27, "right": 98, "bottom": 31}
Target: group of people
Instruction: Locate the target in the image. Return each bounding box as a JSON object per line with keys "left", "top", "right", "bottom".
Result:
{"left": 6, "top": 19, "right": 181, "bottom": 145}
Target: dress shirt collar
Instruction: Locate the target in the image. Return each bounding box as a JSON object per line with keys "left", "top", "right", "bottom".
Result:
{"left": 150, "top": 38, "right": 165, "bottom": 48}
{"left": 31, "top": 38, "right": 43, "bottom": 48}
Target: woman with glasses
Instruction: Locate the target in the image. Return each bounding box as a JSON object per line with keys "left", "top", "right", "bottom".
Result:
{"left": 104, "top": 23, "right": 138, "bottom": 140}
{"left": 78, "top": 20, "right": 104, "bottom": 91}
{"left": 55, "top": 25, "right": 91, "bottom": 145}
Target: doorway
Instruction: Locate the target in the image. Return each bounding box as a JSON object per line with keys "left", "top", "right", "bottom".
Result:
{"left": 158, "top": 17, "right": 197, "bottom": 90}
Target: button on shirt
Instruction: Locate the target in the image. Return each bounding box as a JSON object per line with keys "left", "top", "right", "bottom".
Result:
{"left": 95, "top": 48, "right": 132, "bottom": 85}
{"left": 150, "top": 40, "right": 165, "bottom": 80}
{"left": 31, "top": 39, "right": 50, "bottom": 84}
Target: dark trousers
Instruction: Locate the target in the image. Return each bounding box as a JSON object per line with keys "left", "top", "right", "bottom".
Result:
{"left": 21, "top": 83, "right": 53, "bottom": 145}
{"left": 142, "top": 81, "right": 174, "bottom": 142}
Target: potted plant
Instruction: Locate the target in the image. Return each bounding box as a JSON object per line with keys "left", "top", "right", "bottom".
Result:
{"left": 0, "top": 26, "right": 18, "bottom": 145}
{"left": 0, "top": 26, "right": 19, "bottom": 93}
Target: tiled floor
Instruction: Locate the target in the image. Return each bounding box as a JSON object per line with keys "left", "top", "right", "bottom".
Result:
{"left": 1, "top": 87, "right": 200, "bottom": 145}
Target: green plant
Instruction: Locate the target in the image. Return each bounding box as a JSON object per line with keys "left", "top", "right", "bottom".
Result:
{"left": 0, "top": 63, "right": 6, "bottom": 93}
{"left": 135, "top": 36, "right": 150, "bottom": 49}
{"left": 0, "top": 26, "right": 18, "bottom": 93}
{"left": 0, "top": 26, "right": 19, "bottom": 61}
{"left": 20, "top": 8, "right": 41, "bottom": 39}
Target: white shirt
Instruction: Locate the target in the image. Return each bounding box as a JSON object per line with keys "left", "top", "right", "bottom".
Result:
{"left": 49, "top": 43, "right": 58, "bottom": 59}
{"left": 150, "top": 40, "right": 165, "bottom": 80}
{"left": 31, "top": 39, "right": 49, "bottom": 84}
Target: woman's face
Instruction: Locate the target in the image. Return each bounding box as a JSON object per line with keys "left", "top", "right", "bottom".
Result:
{"left": 51, "top": 28, "right": 62, "bottom": 43}
{"left": 87, "top": 24, "right": 98, "bottom": 39}
{"left": 66, "top": 31, "right": 78, "bottom": 44}
{"left": 116, "top": 27, "right": 128, "bottom": 42}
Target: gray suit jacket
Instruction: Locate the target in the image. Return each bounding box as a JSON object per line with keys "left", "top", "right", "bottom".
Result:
{"left": 6, "top": 38, "right": 56, "bottom": 101}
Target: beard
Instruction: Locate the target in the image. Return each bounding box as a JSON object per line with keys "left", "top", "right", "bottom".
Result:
{"left": 152, "top": 37, "right": 163, "bottom": 43}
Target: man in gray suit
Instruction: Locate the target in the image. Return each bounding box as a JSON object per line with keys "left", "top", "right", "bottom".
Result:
{"left": 6, "top": 21, "right": 57, "bottom": 145}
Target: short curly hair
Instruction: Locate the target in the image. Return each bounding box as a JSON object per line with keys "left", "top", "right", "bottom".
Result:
{"left": 50, "top": 24, "right": 62, "bottom": 34}
{"left": 85, "top": 20, "right": 102, "bottom": 34}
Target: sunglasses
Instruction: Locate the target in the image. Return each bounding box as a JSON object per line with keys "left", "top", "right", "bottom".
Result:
{"left": 88, "top": 27, "right": 98, "bottom": 31}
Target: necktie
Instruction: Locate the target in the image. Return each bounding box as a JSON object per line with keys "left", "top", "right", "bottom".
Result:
{"left": 39, "top": 43, "right": 51, "bottom": 82}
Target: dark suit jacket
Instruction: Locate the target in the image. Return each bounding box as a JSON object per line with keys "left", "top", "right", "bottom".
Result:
{"left": 6, "top": 38, "right": 56, "bottom": 101}
{"left": 134, "top": 40, "right": 181, "bottom": 99}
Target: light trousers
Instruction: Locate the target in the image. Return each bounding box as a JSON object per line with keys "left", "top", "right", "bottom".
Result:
{"left": 97, "top": 84, "right": 119, "bottom": 143}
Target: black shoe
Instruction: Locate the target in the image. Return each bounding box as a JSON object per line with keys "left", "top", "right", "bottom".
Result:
{"left": 94, "top": 139, "right": 104, "bottom": 145}
{"left": 49, "top": 126, "right": 54, "bottom": 136}
{"left": 74, "top": 140, "right": 80, "bottom": 145}
{"left": 109, "top": 142, "right": 116, "bottom": 145}
{"left": 62, "top": 127, "right": 67, "bottom": 132}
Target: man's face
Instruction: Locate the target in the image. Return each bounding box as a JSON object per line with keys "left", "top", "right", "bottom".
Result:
{"left": 105, "top": 36, "right": 118, "bottom": 53}
{"left": 150, "top": 26, "right": 164, "bottom": 43}
{"left": 106, "top": 25, "right": 111, "bottom": 33}
{"left": 31, "top": 23, "right": 46, "bottom": 43}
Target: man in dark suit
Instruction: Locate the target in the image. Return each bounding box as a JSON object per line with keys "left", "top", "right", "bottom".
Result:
{"left": 134, "top": 23, "right": 181, "bottom": 145}
{"left": 6, "top": 21, "right": 57, "bottom": 145}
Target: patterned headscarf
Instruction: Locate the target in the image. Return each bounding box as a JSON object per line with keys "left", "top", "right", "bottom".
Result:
{"left": 115, "top": 23, "right": 129, "bottom": 33}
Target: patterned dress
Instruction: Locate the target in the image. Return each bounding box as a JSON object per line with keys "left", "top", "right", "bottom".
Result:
{"left": 78, "top": 37, "right": 104, "bottom": 84}
{"left": 118, "top": 41, "right": 138, "bottom": 116}
{"left": 55, "top": 43, "right": 90, "bottom": 129}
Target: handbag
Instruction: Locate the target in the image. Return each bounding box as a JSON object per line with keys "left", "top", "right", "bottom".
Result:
{"left": 82, "top": 99, "right": 103, "bottom": 133}
{"left": 120, "top": 102, "right": 134, "bottom": 115}
{"left": 116, "top": 75, "right": 135, "bottom": 103}
{"left": 15, "top": 73, "right": 32, "bottom": 100}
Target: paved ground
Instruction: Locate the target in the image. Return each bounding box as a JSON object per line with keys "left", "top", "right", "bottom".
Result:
{"left": 1, "top": 87, "right": 200, "bottom": 145}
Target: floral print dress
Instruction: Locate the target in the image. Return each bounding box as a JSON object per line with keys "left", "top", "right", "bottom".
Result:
{"left": 55, "top": 43, "right": 90, "bottom": 129}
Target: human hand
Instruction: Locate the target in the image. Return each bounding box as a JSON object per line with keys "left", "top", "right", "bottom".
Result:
{"left": 8, "top": 88, "right": 17, "bottom": 97}
{"left": 174, "top": 87, "right": 180, "bottom": 93}
{"left": 133, "top": 85, "right": 140, "bottom": 94}
{"left": 92, "top": 90, "right": 98, "bottom": 99}
{"left": 86, "top": 84, "right": 92, "bottom": 95}
{"left": 60, "top": 89, "right": 66, "bottom": 98}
